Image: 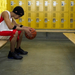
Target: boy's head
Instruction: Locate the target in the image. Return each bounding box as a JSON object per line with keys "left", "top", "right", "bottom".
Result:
{"left": 12, "top": 6, "right": 24, "bottom": 19}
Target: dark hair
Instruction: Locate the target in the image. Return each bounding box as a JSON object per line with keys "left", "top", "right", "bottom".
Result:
{"left": 13, "top": 6, "right": 24, "bottom": 17}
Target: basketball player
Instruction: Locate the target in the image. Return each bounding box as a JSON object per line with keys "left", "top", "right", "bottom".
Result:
{"left": 0, "top": 6, "right": 32, "bottom": 60}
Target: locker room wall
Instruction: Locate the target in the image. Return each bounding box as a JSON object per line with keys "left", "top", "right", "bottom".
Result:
{"left": 7, "top": 0, "right": 75, "bottom": 29}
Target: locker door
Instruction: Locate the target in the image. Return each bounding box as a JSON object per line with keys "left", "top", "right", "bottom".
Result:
{"left": 44, "top": 0, "right": 51, "bottom": 11}
{"left": 18, "top": 15, "right": 26, "bottom": 25}
{"left": 52, "top": 0, "right": 60, "bottom": 11}
{"left": 51, "top": 13, "right": 60, "bottom": 29}
{"left": 27, "top": 12, "right": 36, "bottom": 28}
{"left": 60, "top": 13, "right": 69, "bottom": 29}
{"left": 61, "top": 0, "right": 68, "bottom": 12}
{"left": 69, "top": 13, "right": 75, "bottom": 29}
{"left": 27, "top": 0, "right": 35, "bottom": 11}
{"left": 69, "top": 0, "right": 75, "bottom": 12}
{"left": 10, "top": 0, "right": 18, "bottom": 11}
{"left": 0, "top": 0, "right": 1, "bottom": 13}
{"left": 18, "top": 0, "right": 26, "bottom": 11}
{"left": 7, "top": 0, "right": 10, "bottom": 10}
{"left": 2, "top": 0, "right": 7, "bottom": 10}
{"left": 36, "top": 13, "right": 44, "bottom": 29}
{"left": 36, "top": 0, "right": 43, "bottom": 11}
{"left": 44, "top": 13, "right": 52, "bottom": 29}
{"left": 5, "top": 0, "right": 7, "bottom": 10}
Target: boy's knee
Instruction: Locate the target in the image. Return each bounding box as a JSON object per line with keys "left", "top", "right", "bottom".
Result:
{"left": 14, "top": 31, "right": 18, "bottom": 37}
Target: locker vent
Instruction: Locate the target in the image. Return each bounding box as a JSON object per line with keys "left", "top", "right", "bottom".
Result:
{"left": 71, "top": 14, "right": 73, "bottom": 17}
{"left": 45, "top": 24, "right": 47, "bottom": 27}
{"left": 61, "top": 13, "right": 64, "bottom": 17}
{"left": 71, "top": 7, "right": 73, "bottom": 11}
{"left": 28, "top": 23, "right": 31, "bottom": 27}
{"left": 53, "top": 24, "right": 55, "bottom": 28}
{"left": 61, "top": 24, "right": 64, "bottom": 28}
{"left": 36, "top": 23, "right": 39, "bottom": 27}
{"left": 70, "top": 24, "right": 73, "bottom": 28}
{"left": 61, "top": 7, "right": 64, "bottom": 11}
{"left": 53, "top": 7, "right": 56, "bottom": 11}
{"left": 36, "top": 7, "right": 39, "bottom": 11}
{"left": 45, "top": 7, "right": 47, "bottom": 11}
{"left": 28, "top": 7, "right": 31, "bottom": 11}
{"left": 36, "top": 13, "right": 39, "bottom": 17}
{"left": 45, "top": 13, "right": 47, "bottom": 17}
{"left": 53, "top": 13, "right": 56, "bottom": 17}
{"left": 28, "top": 13, "right": 31, "bottom": 17}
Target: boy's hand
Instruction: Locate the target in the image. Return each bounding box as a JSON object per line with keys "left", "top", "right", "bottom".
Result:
{"left": 24, "top": 27, "right": 32, "bottom": 37}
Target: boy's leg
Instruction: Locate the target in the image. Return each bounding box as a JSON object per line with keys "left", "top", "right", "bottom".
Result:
{"left": 15, "top": 31, "right": 28, "bottom": 55}
{"left": 10, "top": 31, "right": 18, "bottom": 52}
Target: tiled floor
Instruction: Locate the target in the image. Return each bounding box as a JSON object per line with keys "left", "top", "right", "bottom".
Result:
{"left": 0, "top": 40, "right": 75, "bottom": 75}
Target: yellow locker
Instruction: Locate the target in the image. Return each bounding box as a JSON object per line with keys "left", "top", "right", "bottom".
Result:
{"left": 18, "top": 11, "right": 27, "bottom": 26}
{"left": 44, "top": 13, "right": 52, "bottom": 29}
{"left": 35, "top": 13, "right": 44, "bottom": 29}
{"left": 27, "top": 12, "right": 36, "bottom": 28}
{"left": 7, "top": 0, "right": 10, "bottom": 10}
{"left": 18, "top": 0, "right": 26, "bottom": 11}
{"left": 51, "top": 13, "right": 60, "bottom": 29}
{"left": 69, "top": 13, "right": 75, "bottom": 29}
{"left": 36, "top": 0, "right": 43, "bottom": 11}
{"left": 69, "top": 0, "right": 75, "bottom": 12}
{"left": 27, "top": 0, "right": 35, "bottom": 11}
{"left": 10, "top": 0, "right": 19, "bottom": 23}
{"left": 60, "top": 0, "right": 68, "bottom": 12}
{"left": 52, "top": 0, "right": 61, "bottom": 11}
{"left": 0, "top": 0, "right": 1, "bottom": 13}
{"left": 4, "top": 0, "right": 7, "bottom": 10}
{"left": 18, "top": 16, "right": 25, "bottom": 25}
{"left": 10, "top": 0, "right": 18, "bottom": 11}
{"left": 59, "top": 13, "right": 69, "bottom": 29}
{"left": 44, "top": 0, "right": 51, "bottom": 11}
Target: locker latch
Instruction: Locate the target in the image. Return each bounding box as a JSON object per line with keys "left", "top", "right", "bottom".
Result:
{"left": 71, "top": 1, "right": 74, "bottom": 6}
{"left": 53, "top": 1, "right": 58, "bottom": 6}
{"left": 61, "top": 1, "right": 66, "bottom": 6}
{"left": 11, "top": 1, "right": 16, "bottom": 6}
{"left": 19, "top": 1, "right": 24, "bottom": 6}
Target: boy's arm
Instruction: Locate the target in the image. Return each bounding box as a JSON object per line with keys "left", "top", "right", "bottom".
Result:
{"left": 2, "top": 11, "right": 14, "bottom": 29}
{"left": 2, "top": 11, "right": 32, "bottom": 36}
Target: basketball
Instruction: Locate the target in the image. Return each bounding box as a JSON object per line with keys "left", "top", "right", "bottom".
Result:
{"left": 25, "top": 28, "right": 37, "bottom": 40}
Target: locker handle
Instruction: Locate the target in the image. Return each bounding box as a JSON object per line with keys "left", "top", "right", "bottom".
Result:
{"left": 39, "top": 20, "right": 41, "bottom": 21}
{"left": 48, "top": 20, "right": 50, "bottom": 21}
{"left": 56, "top": 20, "right": 58, "bottom": 21}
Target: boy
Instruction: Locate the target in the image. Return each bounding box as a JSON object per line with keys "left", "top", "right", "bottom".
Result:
{"left": 0, "top": 6, "right": 32, "bottom": 60}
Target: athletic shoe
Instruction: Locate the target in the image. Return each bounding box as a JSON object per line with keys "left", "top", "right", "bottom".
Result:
{"left": 15, "top": 47, "right": 28, "bottom": 55}
{"left": 8, "top": 51, "right": 23, "bottom": 60}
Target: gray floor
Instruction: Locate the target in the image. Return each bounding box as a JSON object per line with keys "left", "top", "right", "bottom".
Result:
{"left": 0, "top": 39, "right": 75, "bottom": 75}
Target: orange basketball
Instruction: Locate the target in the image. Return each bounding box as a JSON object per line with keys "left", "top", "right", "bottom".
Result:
{"left": 25, "top": 28, "right": 37, "bottom": 40}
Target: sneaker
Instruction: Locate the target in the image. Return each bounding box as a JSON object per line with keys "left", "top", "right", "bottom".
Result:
{"left": 8, "top": 51, "right": 23, "bottom": 60}
{"left": 15, "top": 47, "right": 28, "bottom": 55}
